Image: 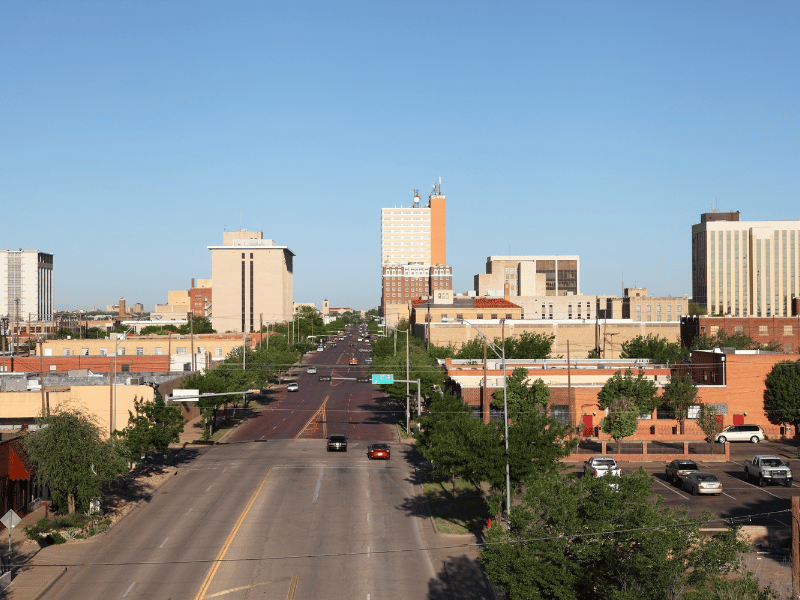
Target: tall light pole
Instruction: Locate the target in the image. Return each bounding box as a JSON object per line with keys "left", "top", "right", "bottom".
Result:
{"left": 459, "top": 318, "right": 511, "bottom": 524}
{"left": 405, "top": 329, "right": 410, "bottom": 434}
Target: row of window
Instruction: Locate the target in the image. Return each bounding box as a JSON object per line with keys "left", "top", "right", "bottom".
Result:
{"left": 59, "top": 347, "right": 225, "bottom": 357}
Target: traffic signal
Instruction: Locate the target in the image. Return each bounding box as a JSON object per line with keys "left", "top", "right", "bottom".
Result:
{"left": 356, "top": 377, "right": 370, "bottom": 383}
{"left": 318, "top": 376, "right": 332, "bottom": 382}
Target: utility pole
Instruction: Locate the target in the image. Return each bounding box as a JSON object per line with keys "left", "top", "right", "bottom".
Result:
{"left": 189, "top": 311, "right": 195, "bottom": 372}
{"left": 793, "top": 495, "right": 799, "bottom": 598}
{"left": 260, "top": 313, "right": 263, "bottom": 347}
{"left": 39, "top": 338, "right": 46, "bottom": 417}
{"left": 483, "top": 339, "right": 489, "bottom": 424}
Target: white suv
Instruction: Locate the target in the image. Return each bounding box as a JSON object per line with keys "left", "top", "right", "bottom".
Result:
{"left": 715, "top": 424, "right": 764, "bottom": 444}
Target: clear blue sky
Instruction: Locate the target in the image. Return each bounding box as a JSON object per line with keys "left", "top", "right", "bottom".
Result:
{"left": 3, "top": 1, "right": 798, "bottom": 313}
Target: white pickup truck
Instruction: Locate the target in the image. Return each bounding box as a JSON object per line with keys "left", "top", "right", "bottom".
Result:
{"left": 743, "top": 455, "right": 793, "bottom": 487}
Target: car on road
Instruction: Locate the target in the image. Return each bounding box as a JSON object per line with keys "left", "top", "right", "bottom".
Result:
{"left": 317, "top": 345, "right": 324, "bottom": 352}
{"left": 715, "top": 424, "right": 764, "bottom": 444}
{"left": 665, "top": 459, "right": 700, "bottom": 485}
{"left": 584, "top": 456, "right": 621, "bottom": 478}
{"left": 349, "top": 358, "right": 358, "bottom": 365}
{"left": 681, "top": 472, "right": 722, "bottom": 496}
{"left": 367, "top": 443, "right": 390, "bottom": 460}
{"left": 307, "top": 367, "right": 317, "bottom": 374}
{"left": 327, "top": 434, "right": 347, "bottom": 452}
{"left": 287, "top": 383, "right": 299, "bottom": 392}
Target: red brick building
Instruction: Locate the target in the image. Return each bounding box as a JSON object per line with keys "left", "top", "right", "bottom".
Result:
{"left": 681, "top": 315, "right": 800, "bottom": 353}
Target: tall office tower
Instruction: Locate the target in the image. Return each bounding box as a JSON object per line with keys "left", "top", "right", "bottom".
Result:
{"left": 208, "top": 230, "right": 294, "bottom": 333}
{"left": 380, "top": 181, "right": 448, "bottom": 312}
{"left": 692, "top": 212, "right": 800, "bottom": 317}
{"left": 0, "top": 250, "right": 54, "bottom": 325}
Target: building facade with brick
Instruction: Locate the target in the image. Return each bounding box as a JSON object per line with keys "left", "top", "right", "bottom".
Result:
{"left": 681, "top": 315, "right": 800, "bottom": 353}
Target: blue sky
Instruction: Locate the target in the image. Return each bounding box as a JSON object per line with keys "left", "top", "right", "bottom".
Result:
{"left": 2, "top": 1, "right": 798, "bottom": 312}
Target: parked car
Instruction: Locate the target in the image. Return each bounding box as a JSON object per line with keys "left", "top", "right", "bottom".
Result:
{"left": 715, "top": 424, "right": 764, "bottom": 444}
{"left": 583, "top": 456, "right": 621, "bottom": 478}
{"left": 744, "top": 455, "right": 793, "bottom": 487}
{"left": 681, "top": 472, "right": 722, "bottom": 496}
{"left": 665, "top": 459, "right": 700, "bottom": 485}
{"left": 307, "top": 367, "right": 317, "bottom": 374}
{"left": 317, "top": 345, "right": 324, "bottom": 352}
{"left": 367, "top": 443, "right": 390, "bottom": 460}
{"left": 287, "top": 383, "right": 299, "bottom": 392}
{"left": 327, "top": 434, "right": 347, "bottom": 452}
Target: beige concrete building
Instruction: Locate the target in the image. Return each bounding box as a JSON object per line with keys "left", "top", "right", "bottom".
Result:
{"left": 0, "top": 384, "right": 154, "bottom": 438}
{"left": 208, "top": 230, "right": 294, "bottom": 333}
{"left": 621, "top": 287, "right": 688, "bottom": 323}
{"left": 415, "top": 318, "right": 680, "bottom": 360}
{"left": 692, "top": 211, "right": 800, "bottom": 317}
{"left": 153, "top": 290, "right": 191, "bottom": 320}
{"left": 1, "top": 249, "right": 54, "bottom": 324}
{"left": 475, "top": 255, "right": 580, "bottom": 297}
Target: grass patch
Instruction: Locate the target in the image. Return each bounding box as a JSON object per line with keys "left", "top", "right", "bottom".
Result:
{"left": 422, "top": 476, "right": 491, "bottom": 535}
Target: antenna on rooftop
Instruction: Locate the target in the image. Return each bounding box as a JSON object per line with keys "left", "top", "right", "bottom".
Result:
{"left": 412, "top": 189, "right": 420, "bottom": 207}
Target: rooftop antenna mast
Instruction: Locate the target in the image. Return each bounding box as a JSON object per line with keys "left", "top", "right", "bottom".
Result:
{"left": 411, "top": 189, "right": 420, "bottom": 207}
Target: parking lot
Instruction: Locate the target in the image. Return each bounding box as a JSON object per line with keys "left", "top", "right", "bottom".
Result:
{"left": 579, "top": 440, "right": 798, "bottom": 528}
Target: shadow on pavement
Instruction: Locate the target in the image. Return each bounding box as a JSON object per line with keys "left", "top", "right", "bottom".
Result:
{"left": 427, "top": 554, "right": 501, "bottom": 600}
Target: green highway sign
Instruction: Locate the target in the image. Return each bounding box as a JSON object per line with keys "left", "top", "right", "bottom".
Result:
{"left": 372, "top": 374, "right": 394, "bottom": 385}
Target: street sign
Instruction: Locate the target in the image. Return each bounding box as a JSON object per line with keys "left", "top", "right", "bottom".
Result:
{"left": 372, "top": 374, "right": 394, "bottom": 385}
{"left": 1, "top": 510, "right": 20, "bottom": 531}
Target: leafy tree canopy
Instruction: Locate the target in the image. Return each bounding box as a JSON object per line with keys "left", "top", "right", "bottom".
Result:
{"left": 691, "top": 330, "right": 781, "bottom": 352}
{"left": 763, "top": 358, "right": 800, "bottom": 427}
{"left": 597, "top": 368, "right": 659, "bottom": 413}
{"left": 620, "top": 334, "right": 688, "bottom": 365}
{"left": 481, "top": 470, "right": 776, "bottom": 600}
{"left": 24, "top": 409, "right": 128, "bottom": 514}
{"left": 697, "top": 403, "right": 723, "bottom": 445}
{"left": 115, "top": 396, "right": 186, "bottom": 462}
{"left": 661, "top": 371, "right": 699, "bottom": 434}
{"left": 601, "top": 396, "right": 639, "bottom": 451}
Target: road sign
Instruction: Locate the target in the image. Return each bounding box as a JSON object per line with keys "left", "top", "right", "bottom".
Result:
{"left": 372, "top": 374, "right": 394, "bottom": 385}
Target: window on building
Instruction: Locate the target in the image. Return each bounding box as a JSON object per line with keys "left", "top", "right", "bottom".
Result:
{"left": 784, "top": 325, "right": 793, "bottom": 336}
{"left": 198, "top": 347, "right": 205, "bottom": 354}
{"left": 100, "top": 348, "right": 107, "bottom": 356}
{"left": 62, "top": 348, "right": 70, "bottom": 356}
{"left": 506, "top": 314, "right": 512, "bottom": 319}
{"left": 550, "top": 405, "right": 569, "bottom": 426}
{"left": 80, "top": 348, "right": 89, "bottom": 356}
{"left": 476, "top": 313, "right": 483, "bottom": 319}
{"left": 155, "top": 347, "right": 162, "bottom": 356}
{"left": 136, "top": 347, "right": 144, "bottom": 356}
{"left": 117, "top": 347, "right": 125, "bottom": 356}
{"left": 121, "top": 364, "right": 130, "bottom": 372}
{"left": 491, "top": 314, "right": 498, "bottom": 319}
{"left": 183, "top": 363, "right": 192, "bottom": 372}
{"left": 215, "top": 347, "right": 223, "bottom": 356}
{"left": 710, "top": 326, "right": 719, "bottom": 335}
{"left": 49, "top": 364, "right": 57, "bottom": 372}
{"left": 759, "top": 325, "right": 768, "bottom": 336}
{"left": 176, "top": 347, "right": 187, "bottom": 355}
{"left": 735, "top": 325, "right": 743, "bottom": 333}
{"left": 440, "top": 314, "right": 447, "bottom": 322}
{"left": 456, "top": 314, "right": 463, "bottom": 320}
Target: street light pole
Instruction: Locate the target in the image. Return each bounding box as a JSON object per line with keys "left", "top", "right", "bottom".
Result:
{"left": 460, "top": 318, "right": 512, "bottom": 525}
{"left": 405, "top": 329, "right": 410, "bottom": 435}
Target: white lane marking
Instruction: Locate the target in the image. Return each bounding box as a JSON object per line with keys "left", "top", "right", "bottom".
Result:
{"left": 367, "top": 546, "right": 370, "bottom": 558}
{"left": 206, "top": 485, "right": 213, "bottom": 492}
{"left": 721, "top": 492, "right": 737, "bottom": 500}
{"left": 186, "top": 507, "right": 193, "bottom": 516}
{"left": 222, "top": 467, "right": 227, "bottom": 473}
{"left": 159, "top": 537, "right": 168, "bottom": 548}
{"left": 123, "top": 582, "right": 135, "bottom": 597}
{"left": 312, "top": 468, "right": 324, "bottom": 504}
{"left": 367, "top": 513, "right": 370, "bottom": 522}
{"left": 653, "top": 478, "right": 688, "bottom": 498}
{"left": 366, "top": 490, "right": 370, "bottom": 498}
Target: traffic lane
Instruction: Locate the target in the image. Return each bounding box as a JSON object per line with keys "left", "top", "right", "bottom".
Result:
{"left": 636, "top": 461, "right": 795, "bottom": 528}
{"left": 209, "top": 439, "right": 434, "bottom": 600}
{"left": 46, "top": 444, "right": 271, "bottom": 600}
{"left": 324, "top": 376, "right": 398, "bottom": 442}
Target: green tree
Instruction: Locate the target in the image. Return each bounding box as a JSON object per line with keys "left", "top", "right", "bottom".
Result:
{"left": 116, "top": 396, "right": 186, "bottom": 463}
{"left": 763, "top": 358, "right": 800, "bottom": 429}
{"left": 696, "top": 403, "right": 723, "bottom": 448}
{"left": 504, "top": 331, "right": 554, "bottom": 359}
{"left": 23, "top": 409, "right": 128, "bottom": 514}
{"left": 620, "top": 334, "right": 688, "bottom": 365}
{"left": 601, "top": 396, "right": 639, "bottom": 452}
{"left": 688, "top": 303, "right": 708, "bottom": 316}
{"left": 661, "top": 371, "right": 699, "bottom": 434}
{"left": 480, "top": 470, "right": 776, "bottom": 600}
{"left": 453, "top": 337, "right": 486, "bottom": 360}
{"left": 492, "top": 368, "right": 551, "bottom": 423}
{"left": 597, "top": 368, "right": 659, "bottom": 414}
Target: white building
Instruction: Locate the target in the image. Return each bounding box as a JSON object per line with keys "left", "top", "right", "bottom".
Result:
{"left": 1, "top": 250, "right": 54, "bottom": 325}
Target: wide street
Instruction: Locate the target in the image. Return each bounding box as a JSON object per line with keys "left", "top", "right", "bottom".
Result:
{"left": 40, "top": 329, "right": 491, "bottom": 600}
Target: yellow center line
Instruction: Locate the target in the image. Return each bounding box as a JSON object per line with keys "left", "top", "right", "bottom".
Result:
{"left": 193, "top": 467, "right": 273, "bottom": 600}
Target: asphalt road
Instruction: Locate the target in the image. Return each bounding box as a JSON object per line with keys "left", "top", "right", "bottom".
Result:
{"left": 43, "top": 328, "right": 463, "bottom": 600}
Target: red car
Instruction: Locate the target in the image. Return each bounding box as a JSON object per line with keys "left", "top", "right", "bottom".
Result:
{"left": 349, "top": 358, "right": 358, "bottom": 365}
{"left": 367, "top": 443, "right": 390, "bottom": 460}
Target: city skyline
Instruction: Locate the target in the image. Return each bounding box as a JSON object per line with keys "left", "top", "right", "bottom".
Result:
{"left": 3, "top": 1, "right": 798, "bottom": 312}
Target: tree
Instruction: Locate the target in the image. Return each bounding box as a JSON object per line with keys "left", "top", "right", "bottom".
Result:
{"left": 117, "top": 396, "right": 186, "bottom": 463}
{"left": 23, "top": 409, "right": 128, "bottom": 514}
{"left": 504, "top": 332, "right": 554, "bottom": 360}
{"left": 597, "top": 368, "right": 659, "bottom": 414}
{"left": 492, "top": 368, "right": 551, "bottom": 423}
{"left": 480, "top": 470, "right": 776, "bottom": 600}
{"left": 601, "top": 396, "right": 639, "bottom": 452}
{"left": 763, "top": 358, "right": 800, "bottom": 429}
{"left": 620, "top": 334, "right": 688, "bottom": 365}
{"left": 661, "top": 372, "right": 699, "bottom": 434}
{"left": 688, "top": 303, "right": 708, "bottom": 316}
{"left": 696, "top": 403, "right": 723, "bottom": 448}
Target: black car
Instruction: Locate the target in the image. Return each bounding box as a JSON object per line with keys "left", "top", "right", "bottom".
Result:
{"left": 327, "top": 434, "right": 347, "bottom": 452}
{"left": 665, "top": 459, "right": 699, "bottom": 485}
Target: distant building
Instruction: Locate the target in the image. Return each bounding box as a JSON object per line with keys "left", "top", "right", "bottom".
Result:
{"left": 208, "top": 230, "right": 294, "bottom": 333}
{"left": 475, "top": 255, "right": 579, "bottom": 297}
{"left": 189, "top": 279, "right": 212, "bottom": 319}
{"left": 0, "top": 249, "right": 54, "bottom": 324}
{"left": 621, "top": 287, "right": 687, "bottom": 323}
{"left": 692, "top": 211, "right": 800, "bottom": 317}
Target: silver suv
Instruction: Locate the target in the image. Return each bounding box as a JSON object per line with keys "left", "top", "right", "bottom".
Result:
{"left": 715, "top": 424, "right": 764, "bottom": 444}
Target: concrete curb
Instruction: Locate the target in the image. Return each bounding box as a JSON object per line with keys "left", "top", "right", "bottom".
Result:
{"left": 30, "top": 566, "right": 66, "bottom": 600}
